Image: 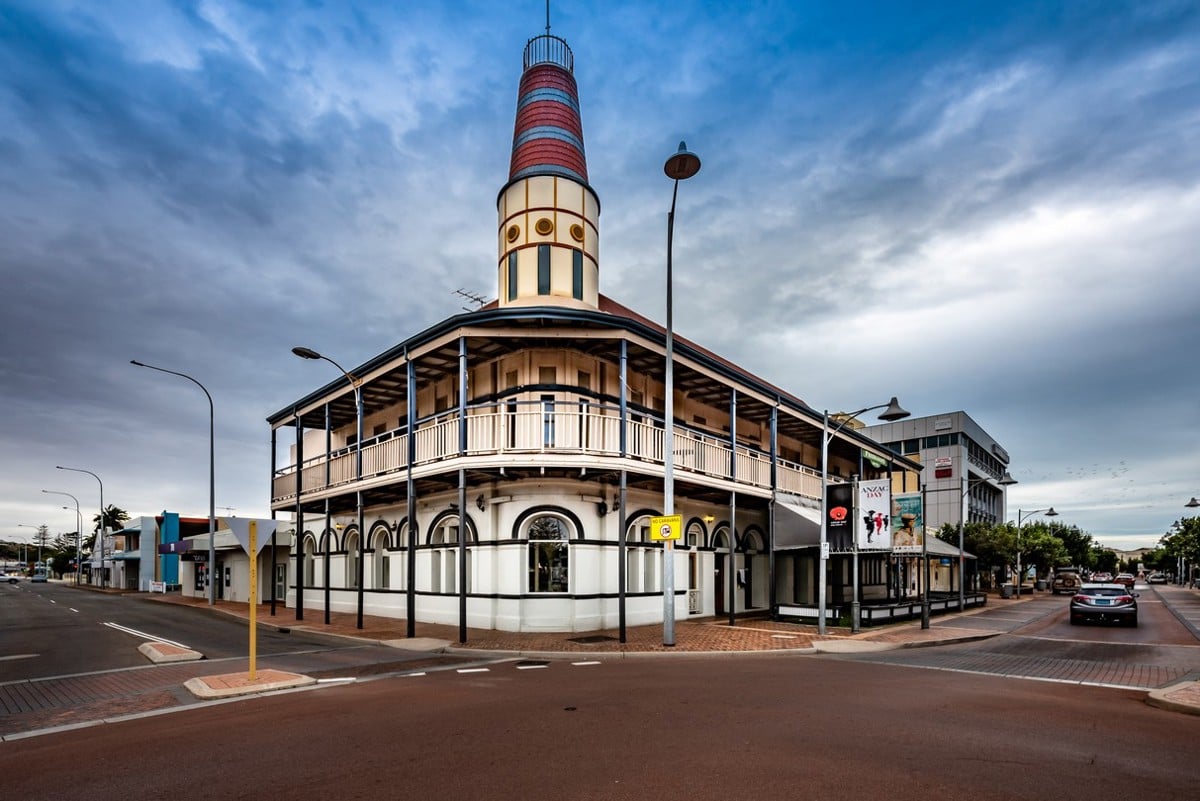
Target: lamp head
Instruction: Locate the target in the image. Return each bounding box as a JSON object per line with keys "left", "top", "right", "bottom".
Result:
{"left": 1186, "top": 497, "right": 1200, "bottom": 508}
{"left": 664, "top": 141, "right": 701, "bottom": 181}
{"left": 877, "top": 397, "right": 910, "bottom": 422}
{"left": 997, "top": 471, "right": 1018, "bottom": 486}
{"left": 292, "top": 346, "right": 322, "bottom": 360}
{"left": 1045, "top": 508, "right": 1059, "bottom": 517}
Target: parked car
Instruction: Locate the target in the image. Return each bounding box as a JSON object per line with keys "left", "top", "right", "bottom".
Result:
{"left": 1147, "top": 572, "right": 1167, "bottom": 584}
{"left": 1113, "top": 573, "right": 1136, "bottom": 589}
{"left": 1069, "top": 583, "right": 1139, "bottom": 626}
{"left": 2, "top": 573, "right": 19, "bottom": 584}
{"left": 1052, "top": 570, "right": 1083, "bottom": 595}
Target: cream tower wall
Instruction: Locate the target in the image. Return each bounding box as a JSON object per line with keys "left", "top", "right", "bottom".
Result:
{"left": 497, "top": 175, "right": 600, "bottom": 309}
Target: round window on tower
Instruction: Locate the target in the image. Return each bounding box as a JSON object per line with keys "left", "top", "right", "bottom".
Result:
{"left": 506, "top": 224, "right": 520, "bottom": 243}
{"left": 569, "top": 223, "right": 585, "bottom": 242}
{"left": 534, "top": 217, "right": 554, "bottom": 236}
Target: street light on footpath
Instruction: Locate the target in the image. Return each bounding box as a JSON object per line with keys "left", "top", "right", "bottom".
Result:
{"left": 55, "top": 466, "right": 104, "bottom": 588}
{"left": 660, "top": 141, "right": 701, "bottom": 647}
{"left": 42, "top": 489, "right": 82, "bottom": 584}
{"left": 131, "top": 361, "right": 217, "bottom": 605}
{"left": 818, "top": 397, "right": 910, "bottom": 636}
{"left": 16, "top": 524, "right": 45, "bottom": 567}
{"left": 1015, "top": 507, "right": 1058, "bottom": 596}
{"left": 1184, "top": 497, "right": 1199, "bottom": 585}
{"left": 293, "top": 346, "right": 365, "bottom": 629}
{"left": 957, "top": 472, "right": 1016, "bottom": 612}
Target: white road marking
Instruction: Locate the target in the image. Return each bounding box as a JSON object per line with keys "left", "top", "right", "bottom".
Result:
{"left": 571, "top": 661, "right": 601, "bottom": 666}
{"left": 405, "top": 672, "right": 427, "bottom": 677}
{"left": 102, "top": 622, "right": 190, "bottom": 649}
{"left": 516, "top": 664, "right": 548, "bottom": 670}
{"left": 69, "top": 608, "right": 80, "bottom": 613}
{"left": 456, "top": 668, "right": 490, "bottom": 674}
{"left": 0, "top": 654, "right": 37, "bottom": 662}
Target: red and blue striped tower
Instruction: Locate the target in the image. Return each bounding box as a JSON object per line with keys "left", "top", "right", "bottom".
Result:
{"left": 498, "top": 31, "right": 600, "bottom": 309}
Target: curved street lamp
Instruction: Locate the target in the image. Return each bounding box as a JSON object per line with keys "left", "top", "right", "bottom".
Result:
{"left": 956, "top": 471, "right": 1017, "bottom": 614}
{"left": 1015, "top": 507, "right": 1058, "bottom": 596}
{"left": 659, "top": 141, "right": 701, "bottom": 647}
{"left": 131, "top": 360, "right": 216, "bottom": 605}
{"left": 293, "top": 346, "right": 365, "bottom": 629}
{"left": 55, "top": 466, "right": 104, "bottom": 588}
{"left": 16, "top": 524, "right": 45, "bottom": 567}
{"left": 818, "top": 397, "right": 910, "bottom": 635}
{"left": 42, "top": 489, "right": 82, "bottom": 584}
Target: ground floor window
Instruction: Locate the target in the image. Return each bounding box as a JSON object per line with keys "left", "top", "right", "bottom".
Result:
{"left": 526, "top": 514, "right": 571, "bottom": 593}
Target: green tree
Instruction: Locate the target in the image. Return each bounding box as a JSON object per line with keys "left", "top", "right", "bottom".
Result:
{"left": 92, "top": 505, "right": 130, "bottom": 536}
{"left": 1160, "top": 516, "right": 1200, "bottom": 580}
{"left": 936, "top": 521, "right": 1007, "bottom": 588}
{"left": 1048, "top": 522, "right": 1094, "bottom": 569}
{"left": 1090, "top": 547, "right": 1119, "bottom": 574}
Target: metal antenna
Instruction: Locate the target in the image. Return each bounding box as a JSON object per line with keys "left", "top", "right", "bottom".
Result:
{"left": 546, "top": 0, "right": 551, "bottom": 35}
{"left": 453, "top": 287, "right": 490, "bottom": 310}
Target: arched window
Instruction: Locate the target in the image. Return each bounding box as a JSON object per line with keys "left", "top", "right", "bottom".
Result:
{"left": 429, "top": 515, "right": 472, "bottom": 594}
{"left": 624, "top": 515, "right": 659, "bottom": 594}
{"left": 525, "top": 514, "right": 572, "bottom": 593}
{"left": 303, "top": 535, "right": 317, "bottom": 587}
{"left": 371, "top": 524, "right": 390, "bottom": 590}
{"left": 344, "top": 528, "right": 360, "bottom": 589}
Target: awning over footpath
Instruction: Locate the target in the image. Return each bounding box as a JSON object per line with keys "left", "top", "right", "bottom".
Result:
{"left": 773, "top": 496, "right": 822, "bottom": 550}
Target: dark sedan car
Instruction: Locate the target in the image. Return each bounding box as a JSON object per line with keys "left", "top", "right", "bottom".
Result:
{"left": 1069, "top": 583, "right": 1138, "bottom": 626}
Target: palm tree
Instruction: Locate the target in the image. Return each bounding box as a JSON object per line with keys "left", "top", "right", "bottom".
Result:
{"left": 91, "top": 504, "right": 130, "bottom": 535}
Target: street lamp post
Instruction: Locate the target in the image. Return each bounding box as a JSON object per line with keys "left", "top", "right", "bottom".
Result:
{"left": 817, "top": 397, "right": 910, "bottom": 636}
{"left": 42, "top": 489, "right": 82, "bottom": 584}
{"left": 55, "top": 466, "right": 104, "bottom": 588}
{"left": 1015, "top": 507, "right": 1058, "bottom": 596}
{"left": 16, "top": 524, "right": 45, "bottom": 567}
{"left": 1183, "top": 498, "right": 1199, "bottom": 586}
{"left": 131, "top": 361, "right": 216, "bottom": 605}
{"left": 956, "top": 472, "right": 1017, "bottom": 611}
{"left": 293, "top": 346, "right": 365, "bottom": 629}
{"left": 660, "top": 141, "right": 701, "bottom": 647}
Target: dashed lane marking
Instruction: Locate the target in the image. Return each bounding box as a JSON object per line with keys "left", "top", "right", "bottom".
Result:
{"left": 571, "top": 661, "right": 601, "bottom": 666}
{"left": 456, "top": 668, "right": 490, "bottom": 674}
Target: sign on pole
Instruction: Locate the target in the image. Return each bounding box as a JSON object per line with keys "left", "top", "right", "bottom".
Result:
{"left": 219, "top": 517, "right": 277, "bottom": 680}
{"left": 649, "top": 514, "right": 682, "bottom": 541}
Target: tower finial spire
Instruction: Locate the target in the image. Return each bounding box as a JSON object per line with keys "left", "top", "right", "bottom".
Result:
{"left": 546, "top": 0, "right": 551, "bottom": 36}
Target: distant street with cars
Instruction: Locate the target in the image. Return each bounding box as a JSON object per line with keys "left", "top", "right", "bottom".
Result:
{"left": 2, "top": 580, "right": 1199, "bottom": 799}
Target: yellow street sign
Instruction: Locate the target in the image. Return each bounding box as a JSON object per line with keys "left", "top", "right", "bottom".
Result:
{"left": 649, "top": 514, "right": 682, "bottom": 541}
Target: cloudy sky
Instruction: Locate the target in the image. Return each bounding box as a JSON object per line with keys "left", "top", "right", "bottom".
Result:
{"left": 2, "top": 0, "right": 1197, "bottom": 552}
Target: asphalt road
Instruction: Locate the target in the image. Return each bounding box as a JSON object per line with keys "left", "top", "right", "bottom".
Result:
{"left": 833, "top": 585, "right": 1200, "bottom": 689}
{"left": 0, "top": 580, "right": 328, "bottom": 681}
{"left": 1, "top": 650, "right": 1197, "bottom": 800}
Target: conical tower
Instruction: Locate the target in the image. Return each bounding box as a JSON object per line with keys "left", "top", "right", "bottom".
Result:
{"left": 497, "top": 31, "right": 600, "bottom": 309}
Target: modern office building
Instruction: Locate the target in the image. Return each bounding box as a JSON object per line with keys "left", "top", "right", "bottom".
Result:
{"left": 267, "top": 25, "right": 920, "bottom": 636}
{"left": 861, "top": 411, "right": 1014, "bottom": 534}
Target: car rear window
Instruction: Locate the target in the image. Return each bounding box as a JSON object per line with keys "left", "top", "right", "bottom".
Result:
{"left": 1087, "top": 588, "right": 1126, "bottom": 596}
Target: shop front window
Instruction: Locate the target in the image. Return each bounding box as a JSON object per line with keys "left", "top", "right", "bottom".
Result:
{"left": 527, "top": 514, "right": 571, "bottom": 593}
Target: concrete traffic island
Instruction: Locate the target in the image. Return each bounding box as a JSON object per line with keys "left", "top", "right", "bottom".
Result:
{"left": 1145, "top": 679, "right": 1200, "bottom": 716}
{"left": 185, "top": 670, "right": 316, "bottom": 700}
{"left": 139, "top": 641, "right": 203, "bottom": 663}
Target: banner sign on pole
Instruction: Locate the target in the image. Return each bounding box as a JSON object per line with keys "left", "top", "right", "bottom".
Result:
{"left": 826, "top": 484, "right": 853, "bottom": 551}
{"left": 856, "top": 479, "right": 892, "bottom": 550}
{"left": 890, "top": 493, "right": 924, "bottom": 553}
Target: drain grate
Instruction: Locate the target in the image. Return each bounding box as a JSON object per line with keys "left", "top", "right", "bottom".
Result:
{"left": 567, "top": 635, "right": 618, "bottom": 644}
